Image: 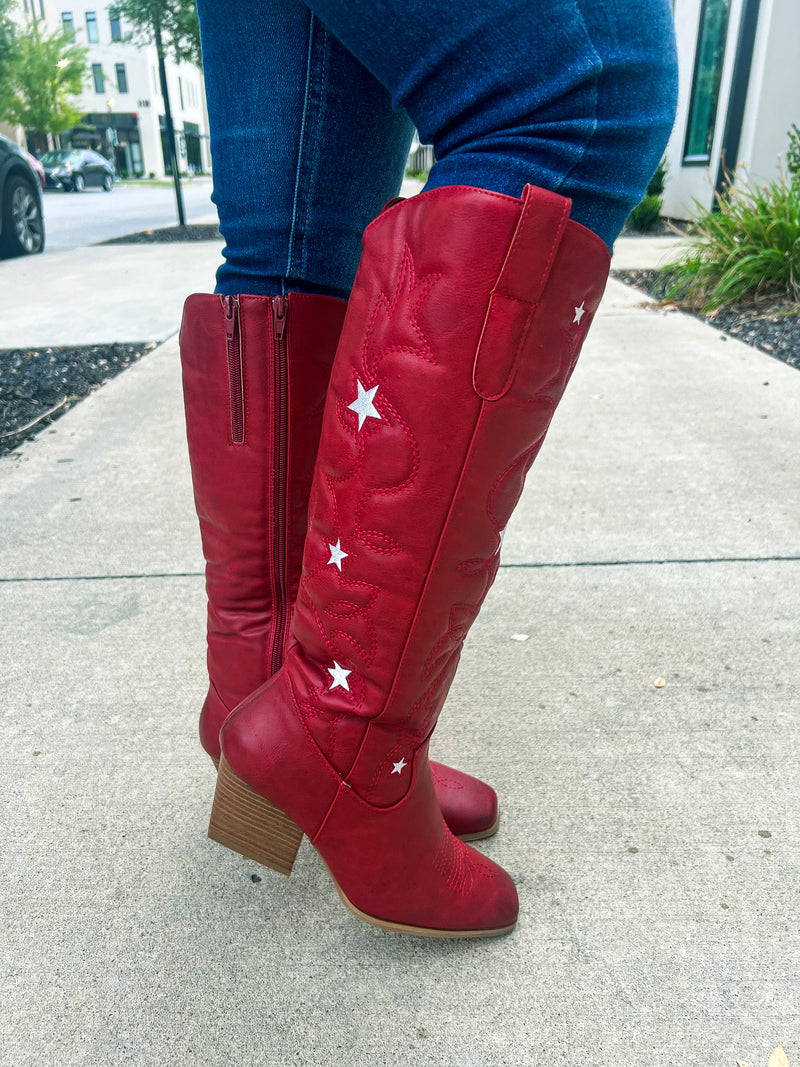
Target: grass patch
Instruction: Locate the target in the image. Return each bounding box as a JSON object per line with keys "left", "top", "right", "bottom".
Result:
{"left": 663, "top": 172, "right": 800, "bottom": 312}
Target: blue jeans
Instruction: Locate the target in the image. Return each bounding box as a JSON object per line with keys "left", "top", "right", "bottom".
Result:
{"left": 196, "top": 0, "right": 678, "bottom": 298}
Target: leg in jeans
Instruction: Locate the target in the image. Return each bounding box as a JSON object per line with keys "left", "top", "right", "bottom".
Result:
{"left": 199, "top": 0, "right": 678, "bottom": 280}
{"left": 304, "top": 0, "right": 678, "bottom": 249}
{"left": 195, "top": 0, "right": 414, "bottom": 298}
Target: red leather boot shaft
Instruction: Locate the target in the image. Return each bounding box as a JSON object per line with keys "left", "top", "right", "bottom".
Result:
{"left": 179, "top": 292, "right": 346, "bottom": 756}
{"left": 346, "top": 190, "right": 610, "bottom": 801}
{"left": 282, "top": 186, "right": 609, "bottom": 802}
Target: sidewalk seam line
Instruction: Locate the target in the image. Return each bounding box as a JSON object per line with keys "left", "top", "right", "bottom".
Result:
{"left": 1, "top": 555, "right": 798, "bottom": 583}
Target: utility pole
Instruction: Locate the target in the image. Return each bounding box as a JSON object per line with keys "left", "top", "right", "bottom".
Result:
{"left": 154, "top": 18, "right": 186, "bottom": 227}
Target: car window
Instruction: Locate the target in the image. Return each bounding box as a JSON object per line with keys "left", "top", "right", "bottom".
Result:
{"left": 41, "top": 150, "right": 83, "bottom": 165}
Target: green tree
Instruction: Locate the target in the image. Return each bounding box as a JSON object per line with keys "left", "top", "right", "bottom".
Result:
{"left": 114, "top": 0, "right": 202, "bottom": 67}
{"left": 113, "top": 0, "right": 200, "bottom": 224}
{"left": 1, "top": 17, "right": 88, "bottom": 151}
{"left": 0, "top": 0, "right": 18, "bottom": 113}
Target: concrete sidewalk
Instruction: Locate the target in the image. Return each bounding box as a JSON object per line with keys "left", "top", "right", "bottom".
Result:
{"left": 1, "top": 243, "right": 799, "bottom": 1066}
{"left": 1, "top": 239, "right": 224, "bottom": 348}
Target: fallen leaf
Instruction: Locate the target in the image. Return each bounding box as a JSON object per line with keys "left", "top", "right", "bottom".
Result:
{"left": 654, "top": 677, "right": 666, "bottom": 688}
{"left": 768, "top": 1046, "right": 790, "bottom": 1067}
{"left": 737, "top": 1060, "right": 751, "bottom": 1067}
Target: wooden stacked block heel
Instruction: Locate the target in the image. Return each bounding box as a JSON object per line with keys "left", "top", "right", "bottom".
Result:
{"left": 208, "top": 757, "right": 304, "bottom": 876}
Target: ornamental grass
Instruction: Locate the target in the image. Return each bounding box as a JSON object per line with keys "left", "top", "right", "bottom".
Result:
{"left": 663, "top": 171, "right": 800, "bottom": 312}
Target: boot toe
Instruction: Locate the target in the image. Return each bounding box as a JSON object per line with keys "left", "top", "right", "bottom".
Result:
{"left": 431, "top": 760, "right": 499, "bottom": 840}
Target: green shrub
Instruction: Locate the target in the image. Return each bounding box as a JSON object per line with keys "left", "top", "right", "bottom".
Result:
{"left": 646, "top": 156, "right": 667, "bottom": 199}
{"left": 663, "top": 171, "right": 800, "bottom": 311}
{"left": 627, "top": 158, "right": 667, "bottom": 232}
{"left": 628, "top": 194, "right": 663, "bottom": 232}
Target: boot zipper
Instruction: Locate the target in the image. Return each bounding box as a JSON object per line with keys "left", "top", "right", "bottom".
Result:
{"left": 270, "top": 295, "right": 289, "bottom": 675}
{"left": 223, "top": 295, "right": 244, "bottom": 444}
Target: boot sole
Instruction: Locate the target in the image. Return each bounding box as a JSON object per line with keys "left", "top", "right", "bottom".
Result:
{"left": 322, "top": 859, "right": 516, "bottom": 939}
{"left": 208, "top": 757, "right": 515, "bottom": 939}
{"left": 459, "top": 815, "right": 500, "bottom": 842}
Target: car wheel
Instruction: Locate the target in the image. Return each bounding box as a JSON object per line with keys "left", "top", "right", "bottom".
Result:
{"left": 103, "top": 173, "right": 113, "bottom": 192}
{"left": 72, "top": 173, "right": 85, "bottom": 192}
{"left": 0, "top": 176, "right": 45, "bottom": 257}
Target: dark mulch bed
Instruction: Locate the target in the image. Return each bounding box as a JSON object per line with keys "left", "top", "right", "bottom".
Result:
{"left": 99, "top": 224, "right": 221, "bottom": 245}
{"left": 0, "top": 342, "right": 157, "bottom": 458}
{"left": 613, "top": 268, "right": 800, "bottom": 372}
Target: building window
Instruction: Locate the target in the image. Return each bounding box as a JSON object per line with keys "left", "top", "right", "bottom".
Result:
{"left": 115, "top": 63, "right": 128, "bottom": 94}
{"left": 109, "top": 8, "right": 121, "bottom": 41}
{"left": 92, "top": 63, "right": 105, "bottom": 93}
{"left": 61, "top": 11, "right": 75, "bottom": 41}
{"left": 85, "top": 10, "right": 99, "bottom": 43}
{"left": 178, "top": 76, "right": 184, "bottom": 110}
{"left": 683, "top": 0, "right": 732, "bottom": 163}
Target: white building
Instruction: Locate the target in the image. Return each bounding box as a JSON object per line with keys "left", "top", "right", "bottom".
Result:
{"left": 12, "top": 0, "right": 209, "bottom": 178}
{"left": 663, "top": 0, "right": 799, "bottom": 219}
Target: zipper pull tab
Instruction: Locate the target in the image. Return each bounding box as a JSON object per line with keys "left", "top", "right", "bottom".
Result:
{"left": 222, "top": 294, "right": 239, "bottom": 341}
{"left": 271, "top": 295, "right": 289, "bottom": 341}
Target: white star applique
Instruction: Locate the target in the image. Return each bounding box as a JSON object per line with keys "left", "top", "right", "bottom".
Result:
{"left": 391, "top": 758, "right": 407, "bottom": 775}
{"left": 495, "top": 527, "right": 507, "bottom": 556}
{"left": 327, "top": 661, "right": 351, "bottom": 691}
{"left": 327, "top": 538, "right": 348, "bottom": 571}
{"left": 347, "top": 380, "right": 381, "bottom": 431}
{"left": 573, "top": 302, "right": 586, "bottom": 325}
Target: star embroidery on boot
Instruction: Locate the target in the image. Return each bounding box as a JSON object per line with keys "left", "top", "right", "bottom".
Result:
{"left": 327, "top": 538, "right": 348, "bottom": 571}
{"left": 573, "top": 301, "right": 586, "bottom": 325}
{"left": 391, "top": 758, "right": 407, "bottom": 775}
{"left": 347, "top": 380, "right": 381, "bottom": 431}
{"left": 495, "top": 527, "right": 507, "bottom": 556}
{"left": 327, "top": 661, "right": 351, "bottom": 691}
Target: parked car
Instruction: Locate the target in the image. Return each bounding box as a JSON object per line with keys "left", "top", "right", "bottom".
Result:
{"left": 24, "top": 150, "right": 46, "bottom": 192}
{"left": 0, "top": 133, "right": 45, "bottom": 257}
{"left": 40, "top": 149, "right": 115, "bottom": 192}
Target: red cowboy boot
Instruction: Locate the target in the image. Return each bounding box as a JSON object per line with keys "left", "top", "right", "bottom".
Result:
{"left": 179, "top": 291, "right": 499, "bottom": 840}
{"left": 208, "top": 184, "right": 610, "bottom": 938}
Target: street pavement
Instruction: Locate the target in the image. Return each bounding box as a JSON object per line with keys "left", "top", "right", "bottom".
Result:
{"left": 0, "top": 234, "right": 798, "bottom": 1067}
{"left": 40, "top": 177, "right": 217, "bottom": 250}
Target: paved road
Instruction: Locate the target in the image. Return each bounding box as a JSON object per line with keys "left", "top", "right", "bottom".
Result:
{"left": 40, "top": 178, "right": 218, "bottom": 251}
